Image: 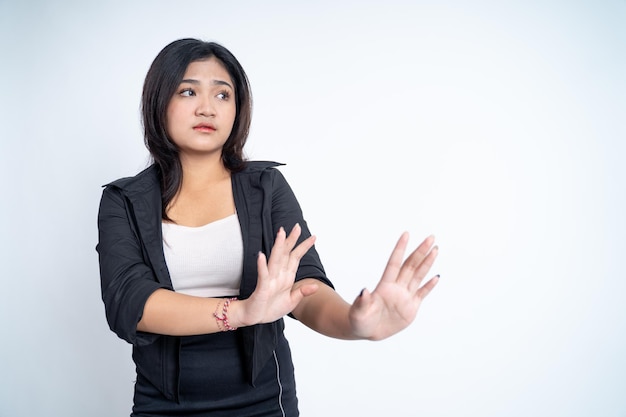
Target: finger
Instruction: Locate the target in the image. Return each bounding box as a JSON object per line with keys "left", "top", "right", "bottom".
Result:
{"left": 396, "top": 235, "right": 436, "bottom": 286}
{"left": 351, "top": 287, "right": 373, "bottom": 315}
{"left": 295, "top": 282, "right": 319, "bottom": 298}
{"left": 406, "top": 245, "right": 439, "bottom": 293}
{"left": 285, "top": 282, "right": 319, "bottom": 311}
{"left": 380, "top": 232, "right": 410, "bottom": 283}
{"left": 271, "top": 226, "right": 288, "bottom": 255}
{"left": 283, "top": 223, "right": 303, "bottom": 250}
{"left": 256, "top": 251, "right": 270, "bottom": 283}
{"left": 268, "top": 224, "right": 303, "bottom": 267}
{"left": 266, "top": 226, "right": 290, "bottom": 271}
{"left": 414, "top": 274, "right": 440, "bottom": 300}
{"left": 286, "top": 235, "right": 316, "bottom": 271}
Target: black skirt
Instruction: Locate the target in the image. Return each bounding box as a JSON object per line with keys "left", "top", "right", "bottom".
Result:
{"left": 131, "top": 331, "right": 299, "bottom": 417}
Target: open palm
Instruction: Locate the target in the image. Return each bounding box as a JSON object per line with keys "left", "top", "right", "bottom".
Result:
{"left": 348, "top": 233, "right": 439, "bottom": 340}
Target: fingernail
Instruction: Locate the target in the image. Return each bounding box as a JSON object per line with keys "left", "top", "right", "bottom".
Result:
{"left": 435, "top": 274, "right": 440, "bottom": 278}
{"left": 359, "top": 288, "right": 366, "bottom": 297}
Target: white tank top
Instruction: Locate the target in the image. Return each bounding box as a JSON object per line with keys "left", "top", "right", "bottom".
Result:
{"left": 162, "top": 214, "right": 243, "bottom": 297}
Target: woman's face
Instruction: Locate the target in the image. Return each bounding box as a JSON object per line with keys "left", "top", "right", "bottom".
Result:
{"left": 166, "top": 57, "right": 237, "bottom": 159}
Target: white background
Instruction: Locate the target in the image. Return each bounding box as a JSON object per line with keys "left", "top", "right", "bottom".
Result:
{"left": 1, "top": 1, "right": 625, "bottom": 416}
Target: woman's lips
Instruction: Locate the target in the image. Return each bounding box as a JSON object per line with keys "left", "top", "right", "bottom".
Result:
{"left": 193, "top": 124, "right": 216, "bottom": 132}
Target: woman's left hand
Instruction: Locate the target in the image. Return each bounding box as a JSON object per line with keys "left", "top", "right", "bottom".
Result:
{"left": 348, "top": 233, "right": 439, "bottom": 341}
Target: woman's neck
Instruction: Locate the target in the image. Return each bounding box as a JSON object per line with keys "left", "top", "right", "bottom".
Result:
{"left": 179, "top": 153, "right": 230, "bottom": 192}
{"left": 166, "top": 154, "right": 235, "bottom": 226}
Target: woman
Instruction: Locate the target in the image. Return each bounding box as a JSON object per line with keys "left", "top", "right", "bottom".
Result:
{"left": 97, "top": 38, "right": 439, "bottom": 416}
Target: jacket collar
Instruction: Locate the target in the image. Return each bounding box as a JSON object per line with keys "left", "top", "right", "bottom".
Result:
{"left": 105, "top": 161, "right": 285, "bottom": 193}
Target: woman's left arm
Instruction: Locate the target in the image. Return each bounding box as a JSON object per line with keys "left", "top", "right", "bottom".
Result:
{"left": 291, "top": 233, "right": 439, "bottom": 341}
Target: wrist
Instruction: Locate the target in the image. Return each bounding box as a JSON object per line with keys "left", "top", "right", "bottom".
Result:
{"left": 226, "top": 298, "right": 252, "bottom": 328}
{"left": 213, "top": 298, "right": 239, "bottom": 331}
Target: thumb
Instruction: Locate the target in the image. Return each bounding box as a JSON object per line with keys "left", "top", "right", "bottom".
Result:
{"left": 298, "top": 282, "right": 319, "bottom": 297}
{"left": 352, "top": 287, "right": 372, "bottom": 312}
{"left": 290, "top": 283, "right": 319, "bottom": 306}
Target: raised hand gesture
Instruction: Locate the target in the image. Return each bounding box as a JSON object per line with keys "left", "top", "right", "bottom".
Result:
{"left": 235, "top": 224, "right": 319, "bottom": 327}
{"left": 348, "top": 233, "right": 439, "bottom": 340}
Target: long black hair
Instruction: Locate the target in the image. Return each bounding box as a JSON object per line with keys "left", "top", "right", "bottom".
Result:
{"left": 141, "top": 38, "right": 252, "bottom": 220}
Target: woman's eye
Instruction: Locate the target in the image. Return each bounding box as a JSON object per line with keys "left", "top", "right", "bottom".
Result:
{"left": 179, "top": 88, "right": 195, "bottom": 97}
{"left": 216, "top": 91, "right": 230, "bottom": 100}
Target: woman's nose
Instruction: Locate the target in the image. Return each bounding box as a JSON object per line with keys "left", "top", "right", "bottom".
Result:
{"left": 195, "top": 96, "right": 215, "bottom": 117}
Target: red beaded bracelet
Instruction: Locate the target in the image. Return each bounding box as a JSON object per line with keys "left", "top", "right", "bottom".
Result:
{"left": 213, "top": 297, "right": 238, "bottom": 331}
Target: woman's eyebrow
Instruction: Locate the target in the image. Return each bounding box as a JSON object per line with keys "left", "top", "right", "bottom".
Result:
{"left": 180, "top": 79, "right": 233, "bottom": 89}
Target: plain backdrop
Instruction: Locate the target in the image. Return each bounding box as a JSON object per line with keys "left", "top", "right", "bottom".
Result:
{"left": 1, "top": 1, "right": 625, "bottom": 416}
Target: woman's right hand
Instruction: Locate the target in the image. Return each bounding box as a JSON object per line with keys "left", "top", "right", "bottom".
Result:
{"left": 231, "top": 224, "right": 319, "bottom": 327}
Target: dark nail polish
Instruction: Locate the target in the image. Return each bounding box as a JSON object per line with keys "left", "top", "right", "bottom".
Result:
{"left": 359, "top": 288, "right": 366, "bottom": 297}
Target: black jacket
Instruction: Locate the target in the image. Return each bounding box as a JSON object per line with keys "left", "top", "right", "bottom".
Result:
{"left": 96, "top": 161, "right": 332, "bottom": 401}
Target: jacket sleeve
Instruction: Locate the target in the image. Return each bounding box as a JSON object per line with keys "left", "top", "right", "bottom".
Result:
{"left": 96, "top": 185, "right": 169, "bottom": 346}
{"left": 266, "top": 168, "right": 334, "bottom": 290}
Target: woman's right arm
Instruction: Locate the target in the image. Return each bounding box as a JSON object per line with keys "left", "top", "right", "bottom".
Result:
{"left": 139, "top": 224, "right": 320, "bottom": 335}
{"left": 98, "top": 186, "right": 317, "bottom": 339}
{"left": 136, "top": 290, "right": 231, "bottom": 335}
